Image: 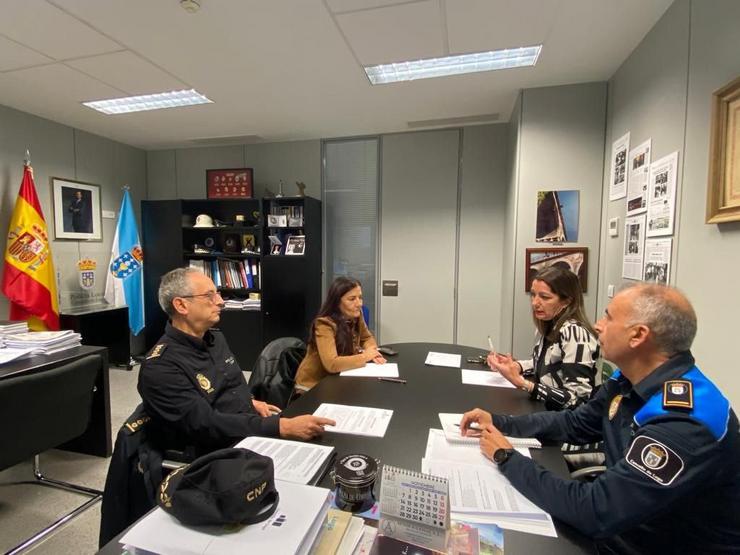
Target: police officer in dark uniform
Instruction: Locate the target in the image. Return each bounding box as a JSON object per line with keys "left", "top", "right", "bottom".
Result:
{"left": 138, "top": 267, "right": 334, "bottom": 458}
{"left": 462, "top": 284, "right": 740, "bottom": 553}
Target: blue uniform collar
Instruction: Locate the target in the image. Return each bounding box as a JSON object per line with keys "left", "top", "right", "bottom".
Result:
{"left": 165, "top": 321, "right": 216, "bottom": 350}
{"left": 628, "top": 351, "right": 695, "bottom": 402}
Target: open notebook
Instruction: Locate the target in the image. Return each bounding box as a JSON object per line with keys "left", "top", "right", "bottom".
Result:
{"left": 438, "top": 413, "right": 541, "bottom": 448}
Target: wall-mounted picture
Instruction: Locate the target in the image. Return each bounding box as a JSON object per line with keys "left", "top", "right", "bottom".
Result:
{"left": 285, "top": 235, "right": 306, "bottom": 256}
{"left": 206, "top": 168, "right": 253, "bottom": 199}
{"left": 706, "top": 75, "right": 740, "bottom": 223}
{"left": 536, "top": 190, "right": 579, "bottom": 242}
{"left": 525, "top": 247, "right": 588, "bottom": 292}
{"left": 51, "top": 177, "right": 102, "bottom": 241}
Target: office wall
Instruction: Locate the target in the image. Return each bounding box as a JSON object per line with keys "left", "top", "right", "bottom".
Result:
{"left": 0, "top": 103, "right": 146, "bottom": 320}
{"left": 600, "top": 0, "right": 740, "bottom": 403}
{"left": 510, "top": 83, "right": 607, "bottom": 357}
{"left": 146, "top": 140, "right": 321, "bottom": 200}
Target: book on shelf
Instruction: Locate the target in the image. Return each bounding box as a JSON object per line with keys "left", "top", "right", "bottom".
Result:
{"left": 188, "top": 258, "right": 260, "bottom": 291}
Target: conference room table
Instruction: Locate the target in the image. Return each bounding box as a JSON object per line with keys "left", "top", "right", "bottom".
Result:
{"left": 283, "top": 341, "right": 596, "bottom": 554}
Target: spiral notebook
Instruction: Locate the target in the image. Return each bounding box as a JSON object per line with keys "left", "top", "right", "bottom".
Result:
{"left": 378, "top": 465, "right": 450, "bottom": 553}
{"left": 438, "top": 413, "right": 542, "bottom": 448}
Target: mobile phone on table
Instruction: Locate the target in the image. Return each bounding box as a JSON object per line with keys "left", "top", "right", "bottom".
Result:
{"left": 377, "top": 346, "right": 397, "bottom": 356}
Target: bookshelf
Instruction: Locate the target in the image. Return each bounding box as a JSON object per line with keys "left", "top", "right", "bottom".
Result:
{"left": 141, "top": 196, "right": 322, "bottom": 369}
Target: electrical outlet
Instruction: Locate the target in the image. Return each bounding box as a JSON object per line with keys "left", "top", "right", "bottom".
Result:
{"left": 608, "top": 284, "right": 615, "bottom": 298}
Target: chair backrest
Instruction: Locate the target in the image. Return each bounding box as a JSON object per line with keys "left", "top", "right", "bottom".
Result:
{"left": 361, "top": 305, "right": 370, "bottom": 328}
{"left": 0, "top": 353, "right": 101, "bottom": 471}
{"left": 248, "top": 337, "right": 306, "bottom": 408}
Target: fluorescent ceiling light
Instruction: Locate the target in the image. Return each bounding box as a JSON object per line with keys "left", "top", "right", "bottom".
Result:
{"left": 364, "top": 45, "right": 542, "bottom": 85}
{"left": 82, "top": 89, "right": 212, "bottom": 115}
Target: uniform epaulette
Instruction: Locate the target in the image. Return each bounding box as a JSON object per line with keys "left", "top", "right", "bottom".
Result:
{"left": 634, "top": 367, "right": 730, "bottom": 440}
{"left": 146, "top": 343, "right": 168, "bottom": 360}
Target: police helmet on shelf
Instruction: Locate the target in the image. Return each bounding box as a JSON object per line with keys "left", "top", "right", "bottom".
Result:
{"left": 194, "top": 214, "right": 214, "bottom": 228}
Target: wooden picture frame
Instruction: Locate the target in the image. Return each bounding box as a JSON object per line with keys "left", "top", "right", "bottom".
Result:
{"left": 706, "top": 76, "right": 740, "bottom": 223}
{"left": 525, "top": 247, "right": 588, "bottom": 292}
{"left": 51, "top": 177, "right": 103, "bottom": 241}
{"left": 206, "top": 168, "right": 253, "bottom": 199}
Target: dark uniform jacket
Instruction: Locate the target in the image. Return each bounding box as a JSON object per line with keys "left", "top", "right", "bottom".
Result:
{"left": 138, "top": 323, "right": 280, "bottom": 457}
{"left": 493, "top": 351, "right": 740, "bottom": 553}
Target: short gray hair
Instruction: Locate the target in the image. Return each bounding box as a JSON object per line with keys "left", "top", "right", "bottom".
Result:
{"left": 622, "top": 283, "right": 697, "bottom": 355}
{"left": 158, "top": 268, "right": 199, "bottom": 317}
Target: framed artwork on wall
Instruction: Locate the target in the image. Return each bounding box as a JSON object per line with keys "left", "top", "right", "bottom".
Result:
{"left": 525, "top": 247, "right": 588, "bottom": 292}
{"left": 706, "top": 75, "right": 740, "bottom": 223}
{"left": 51, "top": 177, "right": 103, "bottom": 241}
{"left": 206, "top": 168, "right": 253, "bottom": 199}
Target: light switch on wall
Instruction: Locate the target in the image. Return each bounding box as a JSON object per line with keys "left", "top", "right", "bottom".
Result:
{"left": 607, "top": 284, "right": 615, "bottom": 298}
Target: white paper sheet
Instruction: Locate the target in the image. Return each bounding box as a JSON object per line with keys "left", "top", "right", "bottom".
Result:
{"left": 461, "top": 368, "right": 516, "bottom": 389}
{"left": 424, "top": 352, "right": 462, "bottom": 368}
{"left": 643, "top": 237, "right": 672, "bottom": 284}
{"left": 0, "top": 347, "right": 34, "bottom": 365}
{"left": 234, "top": 436, "right": 334, "bottom": 485}
{"left": 627, "top": 138, "right": 651, "bottom": 216}
{"left": 313, "top": 403, "right": 393, "bottom": 437}
{"left": 424, "top": 429, "right": 530, "bottom": 466}
{"left": 339, "top": 363, "right": 399, "bottom": 378}
{"left": 609, "top": 132, "right": 630, "bottom": 201}
{"left": 622, "top": 213, "right": 647, "bottom": 280}
{"left": 437, "top": 414, "right": 541, "bottom": 448}
{"left": 646, "top": 151, "right": 679, "bottom": 237}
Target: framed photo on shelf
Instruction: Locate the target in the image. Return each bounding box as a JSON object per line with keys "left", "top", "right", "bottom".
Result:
{"left": 706, "top": 75, "right": 740, "bottom": 223}
{"left": 206, "top": 168, "right": 253, "bottom": 199}
{"left": 525, "top": 247, "right": 588, "bottom": 292}
{"left": 285, "top": 235, "right": 306, "bottom": 256}
{"left": 51, "top": 177, "right": 102, "bottom": 241}
{"left": 270, "top": 243, "right": 283, "bottom": 255}
{"left": 267, "top": 214, "right": 287, "bottom": 227}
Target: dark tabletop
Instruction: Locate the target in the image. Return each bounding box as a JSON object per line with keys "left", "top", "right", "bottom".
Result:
{"left": 284, "top": 342, "right": 595, "bottom": 554}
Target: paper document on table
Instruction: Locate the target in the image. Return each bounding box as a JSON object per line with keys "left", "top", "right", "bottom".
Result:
{"left": 438, "top": 413, "right": 541, "bottom": 448}
{"left": 313, "top": 403, "right": 393, "bottom": 437}
{"left": 461, "top": 368, "right": 516, "bottom": 389}
{"left": 235, "top": 436, "right": 334, "bottom": 485}
{"left": 421, "top": 458, "right": 550, "bottom": 521}
{"left": 424, "top": 429, "right": 530, "bottom": 465}
{"left": 339, "top": 363, "right": 399, "bottom": 378}
{"left": 0, "top": 347, "right": 34, "bottom": 365}
{"left": 424, "top": 351, "right": 461, "bottom": 368}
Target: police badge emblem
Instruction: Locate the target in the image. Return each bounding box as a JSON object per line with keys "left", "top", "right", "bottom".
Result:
{"left": 77, "top": 258, "right": 97, "bottom": 290}
{"left": 196, "top": 373, "right": 214, "bottom": 393}
{"left": 608, "top": 394, "right": 623, "bottom": 420}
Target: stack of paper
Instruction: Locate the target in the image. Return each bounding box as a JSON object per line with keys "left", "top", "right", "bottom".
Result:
{"left": 438, "top": 413, "right": 541, "bottom": 448}
{"left": 422, "top": 428, "right": 557, "bottom": 538}
{"left": 0, "top": 321, "right": 29, "bottom": 348}
{"left": 3, "top": 330, "right": 81, "bottom": 355}
{"left": 223, "top": 298, "right": 261, "bottom": 311}
{"left": 121, "top": 481, "right": 331, "bottom": 555}
{"left": 235, "top": 436, "right": 335, "bottom": 485}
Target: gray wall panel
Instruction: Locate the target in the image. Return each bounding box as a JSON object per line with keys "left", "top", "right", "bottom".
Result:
{"left": 146, "top": 150, "right": 177, "bottom": 200}
{"left": 244, "top": 140, "right": 321, "bottom": 199}
{"left": 175, "top": 146, "right": 244, "bottom": 199}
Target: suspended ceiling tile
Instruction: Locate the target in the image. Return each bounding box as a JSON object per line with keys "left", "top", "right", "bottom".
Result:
{"left": 0, "top": 0, "right": 121, "bottom": 60}
{"left": 336, "top": 0, "right": 445, "bottom": 65}
{"left": 325, "top": 0, "right": 417, "bottom": 14}
{"left": 66, "top": 51, "right": 185, "bottom": 96}
{"left": 0, "top": 34, "right": 54, "bottom": 71}
{"left": 446, "top": 0, "right": 556, "bottom": 54}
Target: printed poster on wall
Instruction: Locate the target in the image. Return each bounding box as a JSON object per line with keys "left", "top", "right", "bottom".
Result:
{"left": 646, "top": 151, "right": 679, "bottom": 237}
{"left": 536, "top": 190, "right": 579, "bottom": 242}
{"left": 626, "top": 139, "right": 651, "bottom": 216}
{"left": 609, "top": 132, "right": 630, "bottom": 201}
{"left": 622, "top": 214, "right": 646, "bottom": 280}
{"left": 643, "top": 238, "right": 672, "bottom": 285}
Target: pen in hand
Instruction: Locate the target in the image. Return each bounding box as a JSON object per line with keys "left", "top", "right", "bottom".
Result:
{"left": 377, "top": 377, "right": 407, "bottom": 384}
{"left": 487, "top": 335, "right": 494, "bottom": 352}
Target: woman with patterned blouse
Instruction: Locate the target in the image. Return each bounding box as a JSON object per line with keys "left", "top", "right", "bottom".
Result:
{"left": 488, "top": 266, "right": 599, "bottom": 410}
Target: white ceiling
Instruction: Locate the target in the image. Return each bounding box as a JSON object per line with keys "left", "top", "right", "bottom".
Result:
{"left": 0, "top": 0, "right": 673, "bottom": 150}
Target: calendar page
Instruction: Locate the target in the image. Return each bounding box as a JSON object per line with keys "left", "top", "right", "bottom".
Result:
{"left": 379, "top": 465, "right": 450, "bottom": 552}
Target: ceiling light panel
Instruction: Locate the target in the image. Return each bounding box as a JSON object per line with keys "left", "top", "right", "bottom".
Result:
{"left": 82, "top": 89, "right": 212, "bottom": 115}
{"left": 364, "top": 46, "right": 542, "bottom": 85}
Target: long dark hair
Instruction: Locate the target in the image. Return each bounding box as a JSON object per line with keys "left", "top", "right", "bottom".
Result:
{"left": 308, "top": 276, "right": 362, "bottom": 355}
{"left": 531, "top": 266, "right": 594, "bottom": 341}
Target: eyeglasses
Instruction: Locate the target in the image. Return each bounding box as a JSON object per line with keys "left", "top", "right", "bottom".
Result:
{"left": 179, "top": 291, "right": 222, "bottom": 302}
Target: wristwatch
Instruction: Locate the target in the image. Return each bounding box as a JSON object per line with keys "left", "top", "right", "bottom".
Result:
{"left": 492, "top": 448, "right": 515, "bottom": 465}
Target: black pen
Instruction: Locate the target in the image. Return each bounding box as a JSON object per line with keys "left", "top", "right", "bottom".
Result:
{"left": 377, "top": 377, "right": 407, "bottom": 384}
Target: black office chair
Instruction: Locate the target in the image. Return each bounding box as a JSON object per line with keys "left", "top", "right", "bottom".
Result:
{"left": 248, "top": 337, "right": 306, "bottom": 408}
{"left": 0, "top": 354, "right": 103, "bottom": 555}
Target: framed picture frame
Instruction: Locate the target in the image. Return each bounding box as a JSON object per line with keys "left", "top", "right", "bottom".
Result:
{"left": 51, "top": 177, "right": 102, "bottom": 241}
{"left": 285, "top": 235, "right": 306, "bottom": 256}
{"left": 525, "top": 247, "right": 588, "bottom": 292}
{"left": 206, "top": 168, "right": 253, "bottom": 199}
{"left": 267, "top": 214, "right": 287, "bottom": 227}
{"left": 706, "top": 75, "right": 740, "bottom": 223}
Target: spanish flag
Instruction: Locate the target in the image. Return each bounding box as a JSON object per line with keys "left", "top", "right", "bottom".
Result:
{"left": 1, "top": 164, "right": 59, "bottom": 330}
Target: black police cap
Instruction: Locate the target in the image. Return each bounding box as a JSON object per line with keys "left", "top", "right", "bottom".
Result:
{"left": 157, "top": 447, "right": 280, "bottom": 527}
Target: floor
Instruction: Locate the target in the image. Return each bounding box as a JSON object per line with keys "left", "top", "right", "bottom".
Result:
{"left": 0, "top": 365, "right": 142, "bottom": 555}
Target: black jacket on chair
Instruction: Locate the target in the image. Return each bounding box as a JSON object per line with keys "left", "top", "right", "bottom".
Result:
{"left": 248, "top": 337, "right": 306, "bottom": 408}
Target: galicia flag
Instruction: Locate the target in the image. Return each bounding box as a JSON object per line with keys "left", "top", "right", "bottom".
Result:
{"left": 104, "top": 190, "right": 145, "bottom": 334}
{"left": 1, "top": 164, "right": 59, "bottom": 330}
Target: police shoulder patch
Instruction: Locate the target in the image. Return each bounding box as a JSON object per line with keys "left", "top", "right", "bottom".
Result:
{"left": 625, "top": 435, "right": 684, "bottom": 486}
{"left": 146, "top": 343, "right": 167, "bottom": 360}
{"left": 663, "top": 379, "right": 693, "bottom": 410}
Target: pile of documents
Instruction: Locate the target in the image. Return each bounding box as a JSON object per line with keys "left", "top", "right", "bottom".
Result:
{"left": 420, "top": 415, "right": 556, "bottom": 538}
{"left": 223, "top": 298, "right": 261, "bottom": 310}
{"left": 3, "top": 330, "right": 81, "bottom": 355}
{"left": 0, "top": 321, "right": 28, "bottom": 348}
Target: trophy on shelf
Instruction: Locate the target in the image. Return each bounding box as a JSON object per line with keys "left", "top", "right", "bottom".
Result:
{"left": 295, "top": 181, "right": 306, "bottom": 197}
{"left": 276, "top": 179, "right": 284, "bottom": 198}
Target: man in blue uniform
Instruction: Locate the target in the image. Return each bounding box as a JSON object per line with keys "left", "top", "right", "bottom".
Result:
{"left": 139, "top": 267, "right": 334, "bottom": 458}
{"left": 462, "top": 284, "right": 739, "bottom": 553}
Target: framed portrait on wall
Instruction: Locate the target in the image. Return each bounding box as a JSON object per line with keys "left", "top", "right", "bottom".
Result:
{"left": 706, "top": 75, "right": 740, "bottom": 223}
{"left": 525, "top": 247, "right": 588, "bottom": 292}
{"left": 51, "top": 177, "right": 103, "bottom": 241}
